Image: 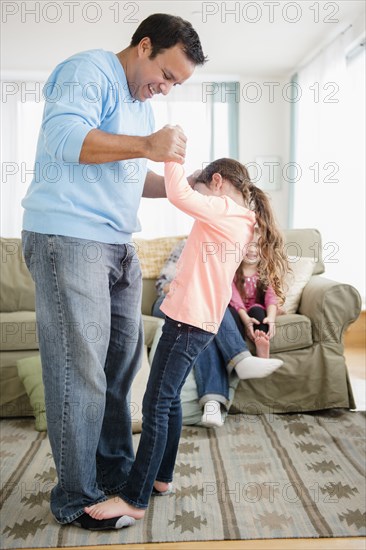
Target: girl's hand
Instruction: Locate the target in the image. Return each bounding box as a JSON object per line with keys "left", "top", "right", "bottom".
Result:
{"left": 263, "top": 317, "right": 276, "bottom": 339}
{"left": 163, "top": 283, "right": 171, "bottom": 294}
{"left": 245, "top": 317, "right": 260, "bottom": 341}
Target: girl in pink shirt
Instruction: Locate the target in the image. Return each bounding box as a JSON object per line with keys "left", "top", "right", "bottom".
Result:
{"left": 230, "top": 227, "right": 284, "bottom": 363}
{"left": 85, "top": 158, "right": 288, "bottom": 522}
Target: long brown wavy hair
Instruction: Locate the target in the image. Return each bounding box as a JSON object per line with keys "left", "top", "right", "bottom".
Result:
{"left": 195, "top": 158, "right": 289, "bottom": 304}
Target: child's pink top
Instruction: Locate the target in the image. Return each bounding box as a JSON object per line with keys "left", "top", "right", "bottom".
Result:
{"left": 160, "top": 162, "right": 256, "bottom": 333}
{"left": 230, "top": 273, "right": 278, "bottom": 312}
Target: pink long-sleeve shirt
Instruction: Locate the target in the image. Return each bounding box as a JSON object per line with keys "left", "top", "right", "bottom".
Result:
{"left": 230, "top": 273, "right": 278, "bottom": 312}
{"left": 160, "top": 163, "right": 256, "bottom": 333}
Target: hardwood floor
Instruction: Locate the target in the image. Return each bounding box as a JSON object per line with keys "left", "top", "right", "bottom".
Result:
{"left": 32, "top": 316, "right": 366, "bottom": 550}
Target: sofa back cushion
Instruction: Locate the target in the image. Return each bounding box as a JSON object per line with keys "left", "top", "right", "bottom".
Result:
{"left": 133, "top": 235, "right": 187, "bottom": 279}
{"left": 139, "top": 228, "right": 325, "bottom": 316}
{"left": 0, "top": 238, "right": 35, "bottom": 312}
{"left": 284, "top": 228, "right": 324, "bottom": 275}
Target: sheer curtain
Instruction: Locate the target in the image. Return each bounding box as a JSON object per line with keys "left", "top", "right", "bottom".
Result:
{"left": 138, "top": 81, "right": 238, "bottom": 238}
{"left": 292, "top": 32, "right": 365, "bottom": 304}
{"left": 1, "top": 85, "right": 45, "bottom": 237}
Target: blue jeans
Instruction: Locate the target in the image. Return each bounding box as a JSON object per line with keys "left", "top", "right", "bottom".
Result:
{"left": 22, "top": 231, "right": 143, "bottom": 524}
{"left": 194, "top": 308, "right": 250, "bottom": 409}
{"left": 152, "top": 297, "right": 250, "bottom": 409}
{"left": 119, "top": 316, "right": 214, "bottom": 509}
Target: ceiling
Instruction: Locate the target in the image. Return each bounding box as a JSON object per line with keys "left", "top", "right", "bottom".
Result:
{"left": 1, "top": 0, "right": 365, "bottom": 76}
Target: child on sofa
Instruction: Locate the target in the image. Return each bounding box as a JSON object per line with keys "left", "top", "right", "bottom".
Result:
{"left": 84, "top": 157, "right": 288, "bottom": 522}
{"left": 152, "top": 238, "right": 283, "bottom": 428}
{"left": 229, "top": 226, "right": 285, "bottom": 370}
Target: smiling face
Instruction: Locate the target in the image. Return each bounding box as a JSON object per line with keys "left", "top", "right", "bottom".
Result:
{"left": 127, "top": 39, "right": 196, "bottom": 101}
{"left": 243, "top": 229, "right": 260, "bottom": 265}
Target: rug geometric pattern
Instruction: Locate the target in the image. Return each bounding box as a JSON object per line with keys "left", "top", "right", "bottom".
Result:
{"left": 1, "top": 410, "right": 365, "bottom": 548}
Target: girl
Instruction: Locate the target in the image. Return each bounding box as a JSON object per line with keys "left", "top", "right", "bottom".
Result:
{"left": 152, "top": 238, "right": 285, "bottom": 428}
{"left": 230, "top": 226, "right": 286, "bottom": 367}
{"left": 84, "top": 157, "right": 287, "bottom": 521}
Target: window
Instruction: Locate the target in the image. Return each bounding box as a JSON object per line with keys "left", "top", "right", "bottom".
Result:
{"left": 139, "top": 81, "right": 239, "bottom": 238}
{"left": 1, "top": 82, "right": 44, "bottom": 237}
{"left": 292, "top": 34, "right": 365, "bottom": 304}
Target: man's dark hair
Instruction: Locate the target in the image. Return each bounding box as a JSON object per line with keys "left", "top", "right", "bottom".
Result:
{"left": 130, "top": 13, "right": 207, "bottom": 66}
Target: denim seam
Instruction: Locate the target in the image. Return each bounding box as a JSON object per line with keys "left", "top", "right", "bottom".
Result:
{"left": 48, "top": 237, "right": 71, "bottom": 500}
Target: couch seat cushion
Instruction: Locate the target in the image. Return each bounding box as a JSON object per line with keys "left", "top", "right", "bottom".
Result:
{"left": 0, "top": 311, "right": 38, "bottom": 351}
{"left": 246, "top": 314, "right": 313, "bottom": 354}
{"left": 0, "top": 237, "right": 36, "bottom": 312}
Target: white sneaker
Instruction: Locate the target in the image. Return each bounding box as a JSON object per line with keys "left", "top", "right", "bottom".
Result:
{"left": 201, "top": 400, "right": 224, "bottom": 428}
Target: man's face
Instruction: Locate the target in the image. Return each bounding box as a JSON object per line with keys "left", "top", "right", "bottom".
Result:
{"left": 129, "top": 40, "right": 196, "bottom": 101}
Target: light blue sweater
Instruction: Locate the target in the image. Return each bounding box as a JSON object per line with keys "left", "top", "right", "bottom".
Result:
{"left": 22, "top": 49, "right": 154, "bottom": 244}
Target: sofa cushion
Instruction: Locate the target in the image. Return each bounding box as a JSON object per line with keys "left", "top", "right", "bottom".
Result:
{"left": 0, "top": 238, "right": 35, "bottom": 312}
{"left": 0, "top": 350, "right": 38, "bottom": 416}
{"left": 17, "top": 356, "right": 46, "bottom": 432}
{"left": 134, "top": 236, "right": 186, "bottom": 279}
{"left": 130, "top": 346, "right": 150, "bottom": 433}
{"left": 284, "top": 258, "right": 316, "bottom": 314}
{"left": 283, "top": 228, "right": 324, "bottom": 275}
{"left": 0, "top": 311, "right": 38, "bottom": 351}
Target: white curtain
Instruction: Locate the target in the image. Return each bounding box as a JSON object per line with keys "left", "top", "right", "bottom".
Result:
{"left": 293, "top": 33, "right": 365, "bottom": 303}
{"left": 139, "top": 82, "right": 237, "bottom": 238}
{"left": 0, "top": 85, "right": 44, "bottom": 237}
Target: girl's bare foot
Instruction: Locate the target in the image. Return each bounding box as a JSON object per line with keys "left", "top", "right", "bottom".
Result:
{"left": 153, "top": 481, "right": 171, "bottom": 493}
{"left": 254, "top": 330, "right": 270, "bottom": 358}
{"left": 84, "top": 497, "right": 145, "bottom": 521}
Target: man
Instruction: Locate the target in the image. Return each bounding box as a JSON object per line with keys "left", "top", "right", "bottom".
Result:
{"left": 21, "top": 13, "right": 206, "bottom": 531}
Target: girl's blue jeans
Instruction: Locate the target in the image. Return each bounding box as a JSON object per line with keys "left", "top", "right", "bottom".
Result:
{"left": 119, "top": 315, "right": 215, "bottom": 509}
{"left": 22, "top": 231, "right": 144, "bottom": 524}
{"left": 152, "top": 298, "right": 250, "bottom": 409}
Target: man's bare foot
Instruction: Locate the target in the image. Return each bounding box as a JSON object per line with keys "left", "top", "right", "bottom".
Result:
{"left": 255, "top": 330, "right": 270, "bottom": 358}
{"left": 84, "top": 497, "right": 145, "bottom": 521}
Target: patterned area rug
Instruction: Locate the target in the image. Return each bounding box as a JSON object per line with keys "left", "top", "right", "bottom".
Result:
{"left": 1, "top": 410, "right": 365, "bottom": 548}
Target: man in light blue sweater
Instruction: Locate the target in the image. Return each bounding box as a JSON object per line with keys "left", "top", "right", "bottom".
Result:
{"left": 21, "top": 13, "right": 206, "bottom": 531}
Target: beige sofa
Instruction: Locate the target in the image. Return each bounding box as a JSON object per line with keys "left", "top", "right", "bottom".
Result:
{"left": 0, "top": 229, "right": 361, "bottom": 428}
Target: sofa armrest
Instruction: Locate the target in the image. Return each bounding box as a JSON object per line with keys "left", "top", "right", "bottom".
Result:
{"left": 298, "top": 275, "right": 361, "bottom": 344}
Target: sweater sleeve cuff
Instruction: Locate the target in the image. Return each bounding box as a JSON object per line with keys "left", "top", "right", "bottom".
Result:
{"left": 63, "top": 124, "right": 93, "bottom": 163}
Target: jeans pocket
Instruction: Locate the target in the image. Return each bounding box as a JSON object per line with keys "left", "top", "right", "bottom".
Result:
{"left": 186, "top": 325, "right": 213, "bottom": 356}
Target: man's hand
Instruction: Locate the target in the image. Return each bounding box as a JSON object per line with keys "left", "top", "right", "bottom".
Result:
{"left": 146, "top": 125, "right": 187, "bottom": 164}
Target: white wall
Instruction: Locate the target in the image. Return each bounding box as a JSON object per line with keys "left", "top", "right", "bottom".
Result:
{"left": 238, "top": 76, "right": 291, "bottom": 229}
